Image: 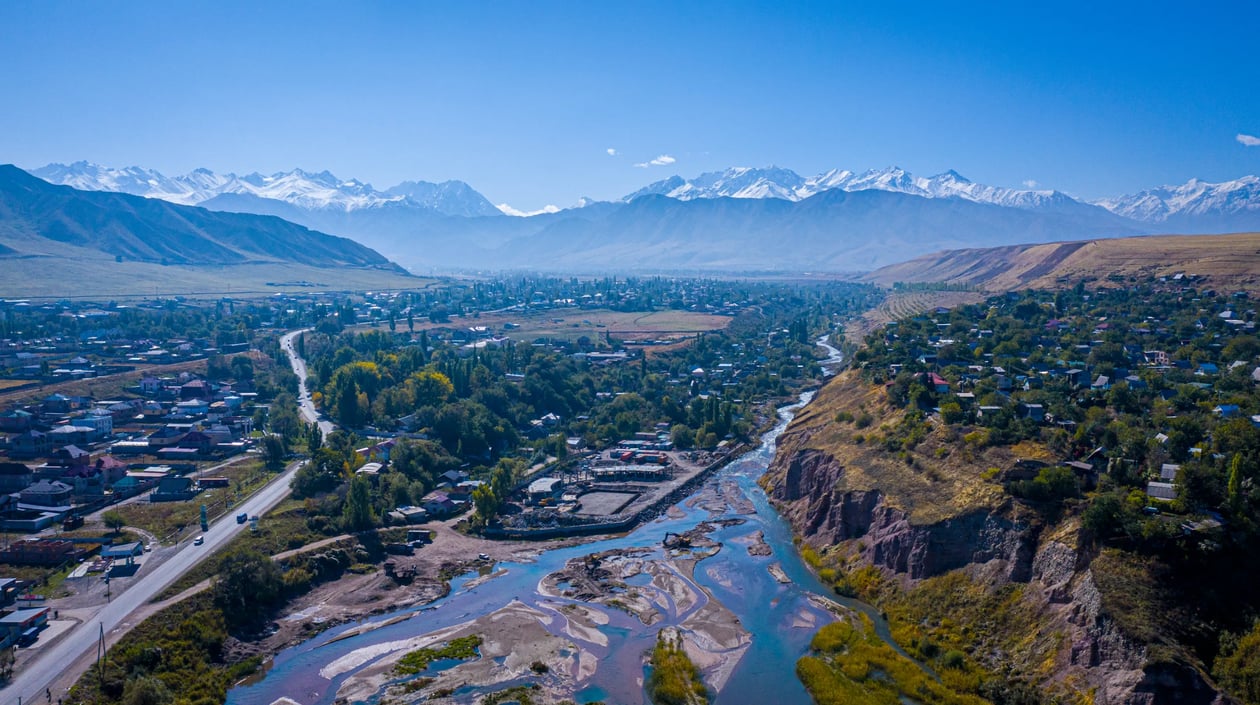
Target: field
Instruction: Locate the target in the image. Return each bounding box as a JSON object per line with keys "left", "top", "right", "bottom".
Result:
{"left": 865, "top": 232, "right": 1260, "bottom": 294}
{"left": 0, "top": 359, "right": 209, "bottom": 407}
{"left": 361, "top": 307, "right": 732, "bottom": 344}
{"left": 109, "top": 458, "right": 271, "bottom": 542}
{"left": 846, "top": 290, "right": 985, "bottom": 341}
{"left": 0, "top": 258, "right": 435, "bottom": 299}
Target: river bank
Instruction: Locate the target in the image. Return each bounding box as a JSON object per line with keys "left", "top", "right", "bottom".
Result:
{"left": 228, "top": 388, "right": 848, "bottom": 705}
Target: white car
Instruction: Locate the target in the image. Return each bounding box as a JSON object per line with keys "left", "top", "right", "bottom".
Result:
{"left": 194, "top": 536, "right": 205, "bottom": 546}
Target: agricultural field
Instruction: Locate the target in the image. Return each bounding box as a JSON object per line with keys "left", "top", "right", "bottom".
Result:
{"left": 359, "top": 307, "right": 733, "bottom": 344}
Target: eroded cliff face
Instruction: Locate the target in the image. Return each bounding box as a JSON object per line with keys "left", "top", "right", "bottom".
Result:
{"left": 773, "top": 448, "right": 1038, "bottom": 581}
{"left": 764, "top": 400, "right": 1228, "bottom": 704}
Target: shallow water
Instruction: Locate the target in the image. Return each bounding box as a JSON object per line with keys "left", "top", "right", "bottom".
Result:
{"left": 228, "top": 343, "right": 853, "bottom": 705}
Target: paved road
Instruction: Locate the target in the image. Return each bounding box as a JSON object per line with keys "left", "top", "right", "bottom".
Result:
{"left": 3, "top": 329, "right": 328, "bottom": 704}
{"left": 2, "top": 460, "right": 302, "bottom": 704}
{"left": 280, "top": 328, "right": 334, "bottom": 437}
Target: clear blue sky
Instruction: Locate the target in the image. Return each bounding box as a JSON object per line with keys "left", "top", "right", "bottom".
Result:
{"left": 2, "top": 1, "right": 1257, "bottom": 210}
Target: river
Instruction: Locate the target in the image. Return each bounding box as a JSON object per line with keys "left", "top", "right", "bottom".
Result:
{"left": 227, "top": 340, "right": 852, "bottom": 705}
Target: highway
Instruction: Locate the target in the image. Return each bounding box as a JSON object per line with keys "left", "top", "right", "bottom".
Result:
{"left": 280, "top": 328, "right": 334, "bottom": 437}
{"left": 2, "top": 328, "right": 326, "bottom": 704}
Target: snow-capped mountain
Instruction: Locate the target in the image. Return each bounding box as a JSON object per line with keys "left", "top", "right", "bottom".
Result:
{"left": 1093, "top": 176, "right": 1260, "bottom": 224}
{"left": 29, "top": 161, "right": 500, "bottom": 217}
{"left": 623, "top": 166, "right": 1079, "bottom": 211}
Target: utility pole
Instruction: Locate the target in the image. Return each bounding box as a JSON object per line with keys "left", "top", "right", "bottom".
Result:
{"left": 96, "top": 622, "right": 105, "bottom": 686}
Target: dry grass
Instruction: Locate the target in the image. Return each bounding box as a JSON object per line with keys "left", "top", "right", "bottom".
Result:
{"left": 866, "top": 232, "right": 1260, "bottom": 294}
{"left": 774, "top": 370, "right": 1009, "bottom": 525}
{"left": 0, "top": 359, "right": 208, "bottom": 406}
{"left": 111, "top": 459, "right": 269, "bottom": 542}
{"left": 0, "top": 258, "right": 433, "bottom": 299}
{"left": 847, "top": 291, "right": 985, "bottom": 340}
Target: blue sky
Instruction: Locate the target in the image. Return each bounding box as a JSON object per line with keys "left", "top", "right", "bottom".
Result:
{"left": 2, "top": 1, "right": 1257, "bottom": 210}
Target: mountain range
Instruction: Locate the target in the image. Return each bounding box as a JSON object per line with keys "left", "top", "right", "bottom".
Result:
{"left": 0, "top": 164, "right": 401, "bottom": 270}
{"left": 624, "top": 165, "right": 1260, "bottom": 227}
{"left": 22, "top": 161, "right": 1260, "bottom": 272}
{"left": 30, "top": 161, "right": 503, "bottom": 217}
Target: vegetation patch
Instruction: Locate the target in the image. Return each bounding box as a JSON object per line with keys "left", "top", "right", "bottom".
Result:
{"left": 797, "top": 614, "right": 989, "bottom": 705}
{"left": 393, "top": 634, "right": 483, "bottom": 675}
{"left": 482, "top": 683, "right": 545, "bottom": 705}
{"left": 646, "top": 629, "right": 708, "bottom": 705}
{"left": 64, "top": 592, "right": 261, "bottom": 704}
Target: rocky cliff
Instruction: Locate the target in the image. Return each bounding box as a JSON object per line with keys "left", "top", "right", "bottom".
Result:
{"left": 762, "top": 370, "right": 1229, "bottom": 704}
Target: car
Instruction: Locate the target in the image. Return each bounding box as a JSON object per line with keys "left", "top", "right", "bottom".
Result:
{"left": 236, "top": 512, "right": 249, "bottom": 524}
{"left": 194, "top": 536, "right": 205, "bottom": 545}
{"left": 477, "top": 553, "right": 490, "bottom": 561}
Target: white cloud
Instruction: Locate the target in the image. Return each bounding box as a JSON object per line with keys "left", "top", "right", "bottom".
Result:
{"left": 1022, "top": 179, "right": 1039, "bottom": 188}
{"left": 634, "top": 154, "right": 677, "bottom": 168}
{"left": 496, "top": 202, "right": 561, "bottom": 217}
{"left": 1238, "top": 133, "right": 1260, "bottom": 147}
{"left": 606, "top": 148, "right": 618, "bottom": 156}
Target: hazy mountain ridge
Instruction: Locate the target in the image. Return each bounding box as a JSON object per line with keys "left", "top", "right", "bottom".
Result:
{"left": 0, "top": 164, "right": 404, "bottom": 270}
{"left": 22, "top": 161, "right": 1260, "bottom": 274}
{"left": 624, "top": 165, "right": 1260, "bottom": 229}
{"left": 492, "top": 189, "right": 1146, "bottom": 271}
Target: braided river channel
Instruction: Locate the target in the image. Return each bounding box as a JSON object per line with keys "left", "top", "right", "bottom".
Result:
{"left": 227, "top": 340, "right": 883, "bottom": 705}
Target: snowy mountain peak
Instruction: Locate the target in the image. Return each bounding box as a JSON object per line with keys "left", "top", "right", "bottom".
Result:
{"left": 29, "top": 162, "right": 501, "bottom": 217}
{"left": 621, "top": 165, "right": 1075, "bottom": 211}
{"left": 1094, "top": 175, "right": 1260, "bottom": 223}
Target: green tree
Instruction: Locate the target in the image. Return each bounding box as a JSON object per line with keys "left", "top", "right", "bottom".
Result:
{"left": 343, "top": 474, "right": 375, "bottom": 531}
{"left": 1228, "top": 453, "right": 1244, "bottom": 514}
{"left": 261, "top": 434, "right": 287, "bottom": 471}
{"left": 214, "top": 549, "right": 283, "bottom": 628}
{"left": 103, "top": 510, "right": 126, "bottom": 534}
{"left": 472, "top": 484, "right": 499, "bottom": 525}
{"left": 1215, "top": 621, "right": 1260, "bottom": 704}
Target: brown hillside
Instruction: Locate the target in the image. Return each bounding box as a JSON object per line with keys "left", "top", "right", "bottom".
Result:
{"left": 865, "top": 232, "right": 1260, "bottom": 293}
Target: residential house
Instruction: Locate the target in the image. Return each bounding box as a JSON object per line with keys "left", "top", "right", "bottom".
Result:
{"left": 41, "top": 393, "right": 72, "bottom": 415}
{"left": 81, "top": 407, "right": 115, "bottom": 435}
{"left": 47, "top": 424, "right": 97, "bottom": 446}
{"left": 0, "top": 409, "right": 33, "bottom": 432}
{"left": 19, "top": 480, "right": 73, "bottom": 508}
{"left": 139, "top": 376, "right": 162, "bottom": 395}
{"left": 439, "top": 469, "right": 470, "bottom": 486}
{"left": 9, "top": 430, "right": 51, "bottom": 458}
{"left": 180, "top": 379, "right": 213, "bottom": 399}
{"left": 1215, "top": 404, "right": 1241, "bottom": 418}
{"left": 0, "top": 462, "right": 33, "bottom": 492}
{"left": 1147, "top": 481, "right": 1177, "bottom": 501}
{"left": 150, "top": 476, "right": 198, "bottom": 502}
{"left": 49, "top": 445, "right": 90, "bottom": 470}
{"left": 1017, "top": 403, "right": 1046, "bottom": 422}
{"left": 420, "top": 491, "right": 457, "bottom": 517}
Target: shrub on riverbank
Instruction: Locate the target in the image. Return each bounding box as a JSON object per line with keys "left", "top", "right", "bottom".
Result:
{"left": 646, "top": 629, "right": 708, "bottom": 705}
